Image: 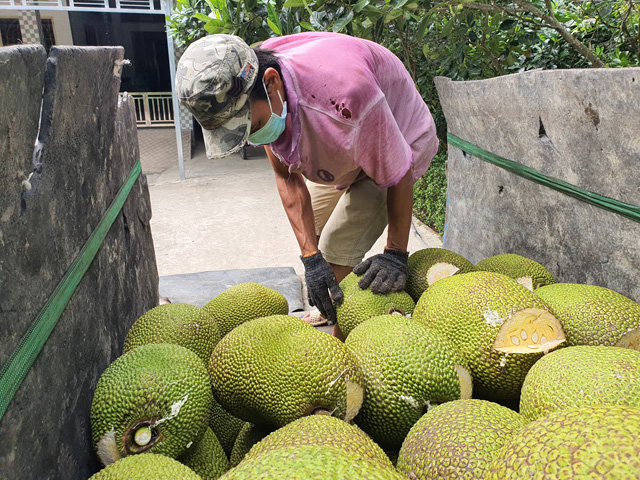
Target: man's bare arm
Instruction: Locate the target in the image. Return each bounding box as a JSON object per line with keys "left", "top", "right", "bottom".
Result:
{"left": 265, "top": 145, "right": 318, "bottom": 256}
{"left": 385, "top": 169, "right": 414, "bottom": 252}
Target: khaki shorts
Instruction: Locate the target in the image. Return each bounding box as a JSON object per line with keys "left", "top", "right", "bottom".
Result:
{"left": 307, "top": 178, "right": 388, "bottom": 267}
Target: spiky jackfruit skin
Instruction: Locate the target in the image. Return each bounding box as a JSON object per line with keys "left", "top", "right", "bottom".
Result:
{"left": 475, "top": 253, "right": 556, "bottom": 290}
{"left": 179, "top": 427, "right": 229, "bottom": 480}
{"left": 209, "top": 315, "right": 364, "bottom": 428}
{"left": 346, "top": 315, "right": 468, "bottom": 448}
{"left": 89, "top": 453, "right": 202, "bottom": 479}
{"left": 336, "top": 274, "right": 415, "bottom": 338}
{"left": 520, "top": 346, "right": 640, "bottom": 422}
{"left": 122, "top": 303, "right": 221, "bottom": 366}
{"left": 220, "top": 445, "right": 406, "bottom": 480}
{"left": 244, "top": 415, "right": 393, "bottom": 469}
{"left": 228, "top": 423, "right": 272, "bottom": 468}
{"left": 201, "top": 283, "right": 288, "bottom": 337}
{"left": 486, "top": 406, "right": 640, "bottom": 479}
{"left": 398, "top": 399, "right": 526, "bottom": 480}
{"left": 413, "top": 271, "right": 557, "bottom": 400}
{"left": 209, "top": 399, "right": 246, "bottom": 457}
{"left": 91, "top": 344, "right": 213, "bottom": 465}
{"left": 406, "top": 248, "right": 475, "bottom": 301}
{"left": 535, "top": 283, "right": 640, "bottom": 347}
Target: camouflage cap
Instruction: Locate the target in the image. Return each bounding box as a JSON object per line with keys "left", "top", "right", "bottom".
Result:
{"left": 176, "top": 34, "right": 258, "bottom": 159}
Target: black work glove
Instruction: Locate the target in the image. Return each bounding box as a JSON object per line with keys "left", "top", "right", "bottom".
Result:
{"left": 300, "top": 251, "right": 344, "bottom": 324}
{"left": 353, "top": 248, "right": 409, "bottom": 294}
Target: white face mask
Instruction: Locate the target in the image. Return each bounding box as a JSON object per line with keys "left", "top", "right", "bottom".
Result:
{"left": 248, "top": 79, "right": 287, "bottom": 145}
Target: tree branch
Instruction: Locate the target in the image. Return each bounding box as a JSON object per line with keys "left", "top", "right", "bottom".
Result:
{"left": 511, "top": 0, "right": 607, "bottom": 67}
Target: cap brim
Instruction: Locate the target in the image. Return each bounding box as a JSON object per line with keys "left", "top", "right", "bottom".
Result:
{"left": 201, "top": 101, "right": 251, "bottom": 159}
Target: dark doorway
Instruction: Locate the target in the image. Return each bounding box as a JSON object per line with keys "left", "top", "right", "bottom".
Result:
{"left": 127, "top": 31, "right": 170, "bottom": 92}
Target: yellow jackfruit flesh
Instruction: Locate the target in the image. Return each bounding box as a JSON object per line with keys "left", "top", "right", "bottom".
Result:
{"left": 406, "top": 248, "right": 475, "bottom": 301}
{"left": 413, "top": 271, "right": 565, "bottom": 400}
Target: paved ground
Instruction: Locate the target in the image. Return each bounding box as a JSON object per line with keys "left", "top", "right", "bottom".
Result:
{"left": 142, "top": 129, "right": 443, "bottom": 320}
{"left": 137, "top": 127, "right": 191, "bottom": 175}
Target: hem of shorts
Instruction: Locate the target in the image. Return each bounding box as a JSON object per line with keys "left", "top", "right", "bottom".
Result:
{"left": 321, "top": 252, "right": 361, "bottom": 268}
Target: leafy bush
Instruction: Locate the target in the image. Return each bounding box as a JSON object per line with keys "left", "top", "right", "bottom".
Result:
{"left": 413, "top": 152, "right": 447, "bottom": 235}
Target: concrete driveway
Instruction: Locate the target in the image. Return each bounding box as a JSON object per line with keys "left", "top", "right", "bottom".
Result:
{"left": 145, "top": 142, "right": 442, "bottom": 279}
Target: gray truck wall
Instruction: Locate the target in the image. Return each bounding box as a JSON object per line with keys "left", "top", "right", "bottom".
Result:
{"left": 435, "top": 68, "right": 640, "bottom": 303}
{"left": 0, "top": 45, "right": 159, "bottom": 478}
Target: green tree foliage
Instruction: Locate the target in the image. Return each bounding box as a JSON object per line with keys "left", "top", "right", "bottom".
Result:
{"left": 168, "top": 0, "right": 638, "bottom": 233}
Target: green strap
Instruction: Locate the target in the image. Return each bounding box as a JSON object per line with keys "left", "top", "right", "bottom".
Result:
{"left": 447, "top": 133, "right": 640, "bottom": 224}
{"left": 0, "top": 160, "right": 142, "bottom": 421}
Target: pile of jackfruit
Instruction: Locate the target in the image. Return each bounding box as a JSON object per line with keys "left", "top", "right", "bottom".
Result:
{"left": 88, "top": 250, "right": 640, "bottom": 479}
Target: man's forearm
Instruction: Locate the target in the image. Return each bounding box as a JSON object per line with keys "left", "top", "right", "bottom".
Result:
{"left": 386, "top": 170, "right": 415, "bottom": 252}
{"left": 265, "top": 146, "right": 318, "bottom": 256}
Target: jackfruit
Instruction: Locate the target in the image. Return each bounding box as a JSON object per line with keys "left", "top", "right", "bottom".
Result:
{"left": 200, "top": 283, "right": 288, "bottom": 337}
{"left": 535, "top": 283, "right": 640, "bottom": 349}
{"left": 209, "top": 315, "right": 363, "bottom": 428}
{"left": 209, "top": 399, "right": 246, "bottom": 457}
{"left": 89, "top": 453, "right": 202, "bottom": 479}
{"left": 91, "top": 344, "right": 213, "bottom": 465}
{"left": 244, "top": 415, "right": 393, "bottom": 469}
{"left": 228, "top": 423, "right": 272, "bottom": 468}
{"left": 406, "top": 248, "right": 475, "bottom": 301}
{"left": 122, "top": 303, "right": 221, "bottom": 366}
{"left": 413, "top": 271, "right": 565, "bottom": 400}
{"left": 520, "top": 346, "right": 640, "bottom": 422}
{"left": 336, "top": 273, "right": 415, "bottom": 337}
{"left": 475, "top": 253, "right": 555, "bottom": 291}
{"left": 179, "top": 427, "right": 229, "bottom": 480}
{"left": 486, "top": 405, "right": 640, "bottom": 479}
{"left": 219, "top": 445, "right": 406, "bottom": 479}
{"left": 346, "top": 314, "right": 472, "bottom": 448}
{"left": 398, "top": 399, "right": 526, "bottom": 480}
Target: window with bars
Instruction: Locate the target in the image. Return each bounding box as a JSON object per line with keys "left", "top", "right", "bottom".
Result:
{"left": 41, "top": 18, "right": 56, "bottom": 52}
{"left": 0, "top": 18, "right": 22, "bottom": 46}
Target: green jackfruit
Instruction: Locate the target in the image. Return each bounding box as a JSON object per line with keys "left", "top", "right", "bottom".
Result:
{"left": 89, "top": 453, "right": 202, "bottom": 479}
{"left": 220, "top": 445, "right": 406, "bottom": 479}
{"left": 179, "top": 427, "right": 229, "bottom": 480}
{"left": 209, "top": 315, "right": 364, "bottom": 428}
{"left": 122, "top": 303, "right": 221, "bottom": 366}
{"left": 398, "top": 399, "right": 526, "bottom": 480}
{"left": 336, "top": 273, "right": 414, "bottom": 337}
{"left": 535, "top": 283, "right": 640, "bottom": 349}
{"left": 228, "top": 423, "right": 272, "bottom": 468}
{"left": 406, "top": 248, "right": 475, "bottom": 301}
{"left": 209, "top": 399, "right": 246, "bottom": 457}
{"left": 475, "top": 253, "right": 555, "bottom": 291}
{"left": 413, "top": 271, "right": 565, "bottom": 400}
{"left": 244, "top": 415, "right": 393, "bottom": 469}
{"left": 520, "top": 346, "right": 640, "bottom": 422}
{"left": 91, "top": 344, "right": 213, "bottom": 465}
{"left": 346, "top": 315, "right": 472, "bottom": 448}
{"left": 486, "top": 405, "right": 640, "bottom": 479}
{"left": 201, "top": 283, "right": 288, "bottom": 337}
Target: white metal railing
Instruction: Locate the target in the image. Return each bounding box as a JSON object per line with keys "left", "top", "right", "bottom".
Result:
{"left": 124, "top": 92, "right": 175, "bottom": 127}
{"left": 0, "top": 0, "right": 164, "bottom": 13}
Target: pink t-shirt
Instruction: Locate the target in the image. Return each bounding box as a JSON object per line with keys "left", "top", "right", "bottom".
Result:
{"left": 260, "top": 32, "right": 439, "bottom": 189}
